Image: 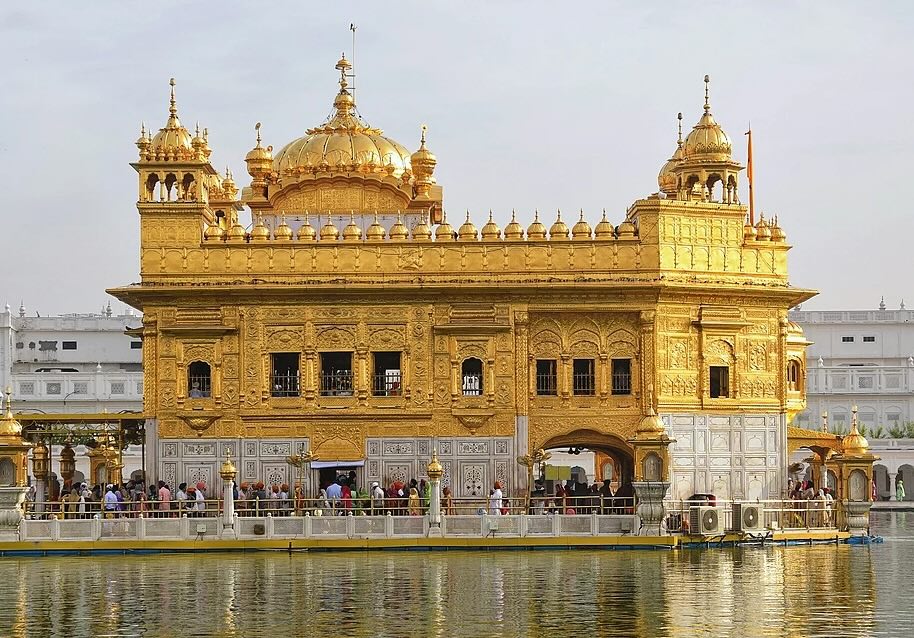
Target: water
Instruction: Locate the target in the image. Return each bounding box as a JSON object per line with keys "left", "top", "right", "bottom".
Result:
{"left": 2, "top": 512, "right": 911, "bottom": 637}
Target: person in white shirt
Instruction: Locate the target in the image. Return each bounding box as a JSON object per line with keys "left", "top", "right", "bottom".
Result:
{"left": 370, "top": 482, "right": 385, "bottom": 515}
{"left": 489, "top": 481, "right": 503, "bottom": 515}
{"left": 194, "top": 482, "right": 207, "bottom": 514}
{"left": 103, "top": 485, "right": 119, "bottom": 518}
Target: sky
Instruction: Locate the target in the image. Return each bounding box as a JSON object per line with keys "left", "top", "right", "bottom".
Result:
{"left": 1, "top": 1, "right": 912, "bottom": 315}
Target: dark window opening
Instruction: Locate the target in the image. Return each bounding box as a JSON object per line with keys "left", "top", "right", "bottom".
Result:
{"left": 62, "top": 341, "right": 77, "bottom": 350}
{"left": 710, "top": 366, "right": 730, "bottom": 398}
{"left": 863, "top": 336, "right": 875, "bottom": 343}
{"left": 536, "top": 359, "right": 557, "bottom": 396}
{"left": 787, "top": 360, "right": 801, "bottom": 392}
{"left": 841, "top": 336, "right": 854, "bottom": 343}
{"left": 573, "top": 359, "right": 595, "bottom": 396}
{"left": 271, "top": 353, "right": 301, "bottom": 397}
{"left": 373, "top": 352, "right": 402, "bottom": 396}
{"left": 320, "top": 352, "right": 353, "bottom": 396}
{"left": 188, "top": 361, "right": 211, "bottom": 398}
{"left": 130, "top": 341, "right": 143, "bottom": 349}
{"left": 462, "top": 357, "right": 483, "bottom": 396}
{"left": 611, "top": 358, "right": 632, "bottom": 395}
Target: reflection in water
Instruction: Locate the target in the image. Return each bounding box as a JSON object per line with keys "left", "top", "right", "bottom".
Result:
{"left": 3, "top": 515, "right": 912, "bottom": 637}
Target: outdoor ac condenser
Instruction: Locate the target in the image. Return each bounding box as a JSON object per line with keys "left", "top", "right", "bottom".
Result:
{"left": 689, "top": 506, "right": 723, "bottom": 535}
{"left": 731, "top": 503, "right": 765, "bottom": 533}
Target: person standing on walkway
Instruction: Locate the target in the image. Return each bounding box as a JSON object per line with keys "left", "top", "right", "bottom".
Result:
{"left": 157, "top": 481, "right": 171, "bottom": 517}
{"left": 490, "top": 481, "right": 503, "bottom": 515}
{"left": 897, "top": 478, "right": 906, "bottom": 502}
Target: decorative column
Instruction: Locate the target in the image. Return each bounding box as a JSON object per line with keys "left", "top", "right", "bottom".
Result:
{"left": 220, "top": 450, "right": 237, "bottom": 536}
{"left": 887, "top": 472, "right": 898, "bottom": 501}
{"left": 628, "top": 388, "right": 674, "bottom": 536}
{"left": 833, "top": 406, "right": 878, "bottom": 536}
{"left": 426, "top": 449, "right": 443, "bottom": 535}
{"left": 32, "top": 441, "right": 49, "bottom": 515}
{"left": 0, "top": 389, "right": 34, "bottom": 535}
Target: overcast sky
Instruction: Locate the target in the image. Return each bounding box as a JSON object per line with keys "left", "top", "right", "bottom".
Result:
{"left": 1, "top": 2, "right": 912, "bottom": 315}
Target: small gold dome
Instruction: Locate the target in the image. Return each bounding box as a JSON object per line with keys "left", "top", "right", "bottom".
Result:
{"left": 504, "top": 210, "right": 524, "bottom": 241}
{"left": 571, "top": 210, "right": 592, "bottom": 240}
{"left": 527, "top": 211, "right": 547, "bottom": 240}
{"left": 343, "top": 214, "right": 362, "bottom": 241}
{"left": 319, "top": 218, "right": 340, "bottom": 241}
{"left": 411, "top": 125, "right": 437, "bottom": 169}
{"left": 222, "top": 169, "right": 236, "bottom": 193}
{"left": 412, "top": 212, "right": 433, "bottom": 241}
{"left": 549, "top": 210, "right": 570, "bottom": 240}
{"left": 594, "top": 210, "right": 615, "bottom": 240}
{"left": 149, "top": 79, "right": 194, "bottom": 159}
{"left": 842, "top": 407, "right": 870, "bottom": 456}
{"left": 769, "top": 216, "right": 786, "bottom": 242}
{"left": 658, "top": 113, "right": 685, "bottom": 195}
{"left": 617, "top": 220, "right": 636, "bottom": 239}
{"left": 297, "top": 218, "right": 316, "bottom": 241}
{"left": 743, "top": 216, "right": 757, "bottom": 241}
{"left": 227, "top": 221, "right": 247, "bottom": 241}
{"left": 274, "top": 214, "right": 293, "bottom": 241}
{"left": 250, "top": 215, "right": 271, "bottom": 241}
{"left": 683, "top": 76, "right": 732, "bottom": 162}
{"left": 366, "top": 212, "right": 386, "bottom": 242}
{"left": 481, "top": 211, "right": 501, "bottom": 241}
{"left": 389, "top": 212, "right": 409, "bottom": 240}
{"left": 204, "top": 222, "right": 225, "bottom": 241}
{"left": 638, "top": 410, "right": 665, "bottom": 436}
{"left": 458, "top": 211, "right": 478, "bottom": 241}
{"left": 426, "top": 448, "right": 444, "bottom": 480}
{"left": 0, "top": 392, "right": 23, "bottom": 437}
{"left": 435, "top": 212, "right": 455, "bottom": 242}
{"left": 755, "top": 215, "right": 771, "bottom": 240}
{"left": 245, "top": 122, "right": 274, "bottom": 182}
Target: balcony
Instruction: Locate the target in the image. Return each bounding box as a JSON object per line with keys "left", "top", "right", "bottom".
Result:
{"left": 806, "top": 366, "right": 914, "bottom": 395}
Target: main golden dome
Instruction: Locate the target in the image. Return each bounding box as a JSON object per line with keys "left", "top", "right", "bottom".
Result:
{"left": 683, "top": 76, "right": 732, "bottom": 162}
{"left": 272, "top": 56, "right": 413, "bottom": 178}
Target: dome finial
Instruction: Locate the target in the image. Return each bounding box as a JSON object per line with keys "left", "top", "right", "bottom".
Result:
{"left": 677, "top": 112, "right": 683, "bottom": 146}
{"left": 420, "top": 123, "right": 428, "bottom": 147}
{"left": 169, "top": 77, "right": 177, "bottom": 117}
{"left": 255, "top": 122, "right": 262, "bottom": 147}
{"left": 703, "top": 74, "right": 711, "bottom": 113}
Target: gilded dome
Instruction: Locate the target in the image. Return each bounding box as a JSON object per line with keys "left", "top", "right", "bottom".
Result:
{"left": 412, "top": 213, "right": 432, "bottom": 241}
{"left": 843, "top": 408, "right": 870, "bottom": 456}
{"left": 549, "top": 211, "right": 570, "bottom": 239}
{"left": 770, "top": 217, "right": 786, "bottom": 242}
{"left": 366, "top": 213, "right": 386, "bottom": 242}
{"left": 683, "top": 77, "right": 732, "bottom": 162}
{"left": 204, "top": 222, "right": 225, "bottom": 241}
{"left": 755, "top": 215, "right": 771, "bottom": 240}
{"left": 343, "top": 215, "right": 362, "bottom": 241}
{"left": 250, "top": 215, "right": 271, "bottom": 241}
{"left": 227, "top": 221, "right": 247, "bottom": 241}
{"left": 297, "top": 218, "right": 316, "bottom": 241}
{"left": 594, "top": 211, "right": 614, "bottom": 240}
{"left": 149, "top": 79, "right": 194, "bottom": 158}
{"left": 389, "top": 212, "right": 409, "bottom": 240}
{"left": 617, "top": 220, "right": 636, "bottom": 239}
{"left": 481, "top": 211, "right": 501, "bottom": 241}
{"left": 319, "top": 218, "right": 340, "bottom": 241}
{"left": 504, "top": 210, "right": 524, "bottom": 241}
{"left": 527, "top": 211, "right": 547, "bottom": 240}
{"left": 274, "top": 214, "right": 293, "bottom": 241}
{"left": 458, "top": 212, "right": 478, "bottom": 241}
{"left": 572, "top": 210, "right": 592, "bottom": 240}
{"left": 273, "top": 57, "right": 413, "bottom": 178}
{"left": 435, "top": 212, "right": 455, "bottom": 242}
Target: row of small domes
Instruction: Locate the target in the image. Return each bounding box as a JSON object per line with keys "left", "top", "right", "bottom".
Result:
{"left": 204, "top": 210, "right": 639, "bottom": 243}
{"left": 744, "top": 215, "right": 786, "bottom": 242}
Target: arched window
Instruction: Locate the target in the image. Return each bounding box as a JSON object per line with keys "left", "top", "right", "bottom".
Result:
{"left": 787, "top": 360, "right": 802, "bottom": 392}
{"left": 461, "top": 358, "right": 483, "bottom": 396}
{"left": 188, "top": 361, "right": 211, "bottom": 398}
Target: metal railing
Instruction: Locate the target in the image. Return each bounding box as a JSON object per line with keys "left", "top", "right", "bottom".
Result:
{"left": 270, "top": 371, "right": 300, "bottom": 397}
{"left": 371, "top": 373, "right": 401, "bottom": 396}
{"left": 319, "top": 371, "right": 353, "bottom": 396}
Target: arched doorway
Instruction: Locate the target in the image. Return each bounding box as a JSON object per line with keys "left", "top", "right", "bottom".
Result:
{"left": 899, "top": 464, "right": 914, "bottom": 501}
{"left": 540, "top": 429, "right": 634, "bottom": 491}
{"left": 873, "top": 464, "right": 889, "bottom": 501}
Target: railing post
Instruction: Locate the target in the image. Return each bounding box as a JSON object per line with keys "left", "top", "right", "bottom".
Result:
{"left": 385, "top": 512, "right": 394, "bottom": 538}
{"left": 266, "top": 513, "right": 274, "bottom": 539}
{"left": 92, "top": 515, "right": 101, "bottom": 541}
{"left": 137, "top": 516, "right": 146, "bottom": 541}
{"left": 481, "top": 512, "right": 488, "bottom": 537}
{"left": 552, "top": 513, "right": 560, "bottom": 536}
{"left": 51, "top": 517, "right": 60, "bottom": 541}
{"left": 304, "top": 512, "right": 312, "bottom": 538}
{"left": 592, "top": 511, "right": 598, "bottom": 536}
{"left": 180, "top": 514, "right": 190, "bottom": 539}
{"left": 519, "top": 514, "right": 527, "bottom": 538}
{"left": 346, "top": 512, "right": 355, "bottom": 539}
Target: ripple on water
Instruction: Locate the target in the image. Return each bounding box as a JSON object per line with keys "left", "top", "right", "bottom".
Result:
{"left": 0, "top": 513, "right": 911, "bottom": 638}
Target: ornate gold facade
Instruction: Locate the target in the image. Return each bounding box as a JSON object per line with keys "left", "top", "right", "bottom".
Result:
{"left": 110, "top": 60, "right": 817, "bottom": 497}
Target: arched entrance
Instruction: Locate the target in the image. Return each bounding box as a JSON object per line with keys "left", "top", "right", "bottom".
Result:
{"left": 540, "top": 429, "right": 634, "bottom": 490}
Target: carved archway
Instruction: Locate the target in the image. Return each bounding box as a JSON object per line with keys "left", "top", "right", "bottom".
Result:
{"left": 540, "top": 428, "right": 634, "bottom": 488}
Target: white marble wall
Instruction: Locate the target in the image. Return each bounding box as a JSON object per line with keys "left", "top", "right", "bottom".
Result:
{"left": 664, "top": 412, "right": 786, "bottom": 501}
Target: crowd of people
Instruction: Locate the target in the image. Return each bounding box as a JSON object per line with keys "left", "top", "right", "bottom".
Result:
{"left": 24, "top": 479, "right": 214, "bottom": 519}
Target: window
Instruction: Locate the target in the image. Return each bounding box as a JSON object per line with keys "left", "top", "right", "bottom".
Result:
{"left": 461, "top": 358, "right": 483, "bottom": 396}
{"left": 863, "top": 336, "right": 875, "bottom": 343}
{"left": 841, "top": 336, "right": 854, "bottom": 343}
{"left": 38, "top": 341, "right": 58, "bottom": 352}
{"left": 611, "top": 359, "right": 632, "bottom": 395}
{"left": 19, "top": 382, "right": 33, "bottom": 395}
{"left": 73, "top": 382, "right": 88, "bottom": 395}
{"left": 787, "top": 360, "right": 801, "bottom": 392}
{"left": 572, "top": 359, "right": 595, "bottom": 396}
{"left": 110, "top": 382, "right": 125, "bottom": 395}
{"left": 536, "top": 359, "right": 557, "bottom": 396}
{"left": 131, "top": 341, "right": 143, "bottom": 349}
{"left": 188, "top": 361, "right": 212, "bottom": 397}
{"left": 887, "top": 412, "right": 901, "bottom": 423}
{"left": 62, "top": 341, "right": 77, "bottom": 350}
{"left": 709, "top": 366, "right": 729, "bottom": 398}
{"left": 372, "top": 352, "right": 402, "bottom": 396}
{"left": 271, "top": 353, "right": 301, "bottom": 397}
{"left": 46, "top": 382, "right": 61, "bottom": 395}
{"left": 320, "top": 352, "right": 353, "bottom": 396}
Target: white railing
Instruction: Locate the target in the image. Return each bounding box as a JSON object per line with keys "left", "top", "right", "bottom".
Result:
{"left": 806, "top": 366, "right": 914, "bottom": 394}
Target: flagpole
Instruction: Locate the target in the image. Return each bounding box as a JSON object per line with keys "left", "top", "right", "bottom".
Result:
{"left": 745, "top": 125, "right": 754, "bottom": 225}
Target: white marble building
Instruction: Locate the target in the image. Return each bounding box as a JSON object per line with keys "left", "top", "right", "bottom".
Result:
{"left": 790, "top": 302, "right": 914, "bottom": 501}
{"left": 0, "top": 303, "right": 145, "bottom": 483}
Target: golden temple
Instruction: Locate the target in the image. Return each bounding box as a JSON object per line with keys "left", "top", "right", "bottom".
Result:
{"left": 106, "top": 55, "right": 864, "bottom": 503}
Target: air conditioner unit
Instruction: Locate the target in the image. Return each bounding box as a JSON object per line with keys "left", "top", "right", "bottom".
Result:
{"left": 731, "top": 503, "right": 765, "bottom": 533}
{"left": 689, "top": 506, "right": 722, "bottom": 535}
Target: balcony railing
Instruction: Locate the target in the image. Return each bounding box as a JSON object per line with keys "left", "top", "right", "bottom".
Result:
{"left": 806, "top": 366, "right": 914, "bottom": 394}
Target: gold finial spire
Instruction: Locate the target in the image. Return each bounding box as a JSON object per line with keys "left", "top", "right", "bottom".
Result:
{"left": 255, "top": 122, "right": 262, "bottom": 146}
{"left": 511, "top": 209, "right": 516, "bottom": 222}
{"left": 579, "top": 209, "right": 585, "bottom": 221}
{"left": 169, "top": 77, "right": 177, "bottom": 117}
{"left": 420, "top": 123, "right": 428, "bottom": 147}
{"left": 703, "top": 74, "right": 711, "bottom": 113}
{"left": 677, "top": 112, "right": 683, "bottom": 146}
{"left": 4, "top": 386, "right": 12, "bottom": 420}
{"left": 489, "top": 210, "right": 494, "bottom": 222}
